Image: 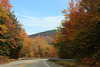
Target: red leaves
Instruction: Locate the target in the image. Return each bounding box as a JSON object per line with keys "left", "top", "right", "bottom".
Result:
{"left": 11, "top": 38, "right": 15, "bottom": 42}
{"left": 32, "top": 35, "right": 57, "bottom": 57}
{"left": 62, "top": 9, "right": 67, "bottom": 13}
{"left": 0, "top": 0, "right": 13, "bottom": 11}
{"left": 69, "top": 0, "right": 74, "bottom": 9}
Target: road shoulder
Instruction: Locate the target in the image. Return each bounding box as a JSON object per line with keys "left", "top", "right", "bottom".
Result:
{"left": 47, "top": 60, "right": 63, "bottom": 67}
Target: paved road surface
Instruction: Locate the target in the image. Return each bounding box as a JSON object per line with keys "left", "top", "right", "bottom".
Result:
{"left": 0, "top": 59, "right": 60, "bottom": 67}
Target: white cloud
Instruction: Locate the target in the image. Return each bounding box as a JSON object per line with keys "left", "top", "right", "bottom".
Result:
{"left": 23, "top": 15, "right": 38, "bottom": 20}
{"left": 20, "top": 15, "right": 64, "bottom": 29}
{"left": 17, "top": 7, "right": 65, "bottom": 35}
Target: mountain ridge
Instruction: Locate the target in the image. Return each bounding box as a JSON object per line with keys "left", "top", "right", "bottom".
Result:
{"left": 29, "top": 30, "right": 56, "bottom": 38}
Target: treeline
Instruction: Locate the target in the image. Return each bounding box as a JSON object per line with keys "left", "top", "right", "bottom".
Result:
{"left": 29, "top": 30, "right": 56, "bottom": 38}
{"left": 0, "top": 0, "right": 57, "bottom": 58}
{"left": 32, "top": 35, "right": 57, "bottom": 57}
{"left": 0, "top": 0, "right": 23, "bottom": 58}
{"left": 53, "top": 0, "right": 100, "bottom": 66}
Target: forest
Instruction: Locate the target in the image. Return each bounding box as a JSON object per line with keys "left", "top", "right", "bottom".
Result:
{"left": 0, "top": 0, "right": 100, "bottom": 67}
{"left": 0, "top": 0, "right": 57, "bottom": 58}
{"left": 53, "top": 0, "right": 100, "bottom": 66}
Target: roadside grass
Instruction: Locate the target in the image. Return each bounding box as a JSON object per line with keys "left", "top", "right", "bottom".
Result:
{"left": 50, "top": 60, "right": 89, "bottom": 67}
{"left": 0, "top": 55, "right": 18, "bottom": 65}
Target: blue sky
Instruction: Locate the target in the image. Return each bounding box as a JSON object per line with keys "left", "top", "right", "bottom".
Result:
{"left": 10, "top": 0, "right": 70, "bottom": 35}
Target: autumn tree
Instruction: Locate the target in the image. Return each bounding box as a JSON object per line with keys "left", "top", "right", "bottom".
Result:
{"left": 0, "top": 0, "right": 26, "bottom": 58}
{"left": 73, "top": 0, "right": 100, "bottom": 65}
{"left": 7, "top": 12, "right": 23, "bottom": 58}
{"left": 53, "top": 0, "right": 100, "bottom": 66}
{"left": 32, "top": 35, "right": 57, "bottom": 57}
{"left": 20, "top": 29, "right": 34, "bottom": 58}
{"left": 0, "top": 0, "right": 13, "bottom": 56}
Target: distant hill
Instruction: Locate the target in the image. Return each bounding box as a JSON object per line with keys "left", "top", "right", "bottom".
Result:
{"left": 29, "top": 30, "right": 57, "bottom": 38}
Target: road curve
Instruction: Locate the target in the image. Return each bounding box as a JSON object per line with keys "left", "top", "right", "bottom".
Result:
{"left": 0, "top": 59, "right": 59, "bottom": 67}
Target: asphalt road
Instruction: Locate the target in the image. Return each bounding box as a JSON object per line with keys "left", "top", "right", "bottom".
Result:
{"left": 0, "top": 59, "right": 60, "bottom": 67}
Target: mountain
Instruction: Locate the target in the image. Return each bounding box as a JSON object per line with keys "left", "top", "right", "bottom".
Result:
{"left": 29, "top": 30, "right": 57, "bottom": 38}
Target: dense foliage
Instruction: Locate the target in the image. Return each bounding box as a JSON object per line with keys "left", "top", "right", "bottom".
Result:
{"left": 32, "top": 35, "right": 57, "bottom": 57}
{"left": 29, "top": 30, "right": 56, "bottom": 38}
{"left": 0, "top": 0, "right": 57, "bottom": 59}
{"left": 53, "top": 0, "right": 100, "bottom": 66}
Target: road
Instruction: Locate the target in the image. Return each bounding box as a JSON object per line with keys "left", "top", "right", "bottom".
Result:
{"left": 0, "top": 59, "right": 61, "bottom": 67}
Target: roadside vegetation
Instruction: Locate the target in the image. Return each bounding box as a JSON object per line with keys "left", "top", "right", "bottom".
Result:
{"left": 50, "top": 60, "right": 88, "bottom": 67}
{"left": 53, "top": 0, "right": 100, "bottom": 67}
{"left": 0, "top": 0, "right": 100, "bottom": 67}
{"left": 0, "top": 55, "right": 18, "bottom": 65}
{"left": 0, "top": 0, "right": 57, "bottom": 63}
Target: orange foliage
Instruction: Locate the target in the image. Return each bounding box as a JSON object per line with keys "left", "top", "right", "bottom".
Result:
{"left": 32, "top": 35, "right": 57, "bottom": 57}
{"left": 20, "top": 29, "right": 34, "bottom": 57}
{"left": 0, "top": 0, "right": 13, "bottom": 12}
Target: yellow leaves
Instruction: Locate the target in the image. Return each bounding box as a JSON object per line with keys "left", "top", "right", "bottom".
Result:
{"left": 98, "top": 19, "right": 100, "bottom": 21}
{"left": 95, "top": 15, "right": 100, "bottom": 21}
{"left": 20, "top": 28, "right": 34, "bottom": 57}
{"left": 0, "top": 25, "right": 7, "bottom": 35}
{"left": 54, "top": 31, "right": 65, "bottom": 43}
{"left": 0, "top": 39, "right": 6, "bottom": 42}
{"left": 31, "top": 35, "right": 57, "bottom": 57}
{"left": 0, "top": 5, "right": 7, "bottom": 17}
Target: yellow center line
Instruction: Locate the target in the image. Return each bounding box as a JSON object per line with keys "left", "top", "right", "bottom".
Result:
{"left": 18, "top": 61, "right": 33, "bottom": 67}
